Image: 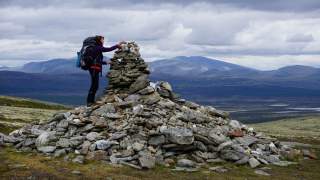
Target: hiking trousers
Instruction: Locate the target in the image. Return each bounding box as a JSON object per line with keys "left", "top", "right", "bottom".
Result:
{"left": 87, "top": 69, "right": 100, "bottom": 105}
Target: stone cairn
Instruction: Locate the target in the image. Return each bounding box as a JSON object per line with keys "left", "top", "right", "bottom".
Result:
{"left": 0, "top": 42, "right": 308, "bottom": 171}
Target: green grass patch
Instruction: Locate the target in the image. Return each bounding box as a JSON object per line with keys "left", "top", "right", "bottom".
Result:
{"left": 0, "top": 96, "right": 69, "bottom": 110}
{"left": 251, "top": 116, "right": 320, "bottom": 140}
{"left": 0, "top": 124, "right": 15, "bottom": 135}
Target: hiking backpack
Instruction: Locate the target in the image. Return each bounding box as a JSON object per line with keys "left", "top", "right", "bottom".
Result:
{"left": 76, "top": 36, "right": 98, "bottom": 70}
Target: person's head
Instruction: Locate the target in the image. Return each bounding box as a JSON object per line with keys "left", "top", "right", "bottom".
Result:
{"left": 95, "top": 35, "right": 104, "bottom": 46}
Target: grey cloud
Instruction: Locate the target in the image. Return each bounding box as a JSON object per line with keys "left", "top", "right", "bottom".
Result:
{"left": 286, "top": 33, "right": 314, "bottom": 43}
{"left": 0, "top": 6, "right": 176, "bottom": 43}
{"left": 199, "top": 44, "right": 320, "bottom": 56}
{"left": 182, "top": 12, "right": 251, "bottom": 46}
{"left": 1, "top": 0, "right": 320, "bottom": 12}
{"left": 1, "top": 0, "right": 320, "bottom": 69}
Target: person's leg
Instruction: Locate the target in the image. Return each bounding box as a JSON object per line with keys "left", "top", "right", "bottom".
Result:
{"left": 87, "top": 69, "right": 99, "bottom": 105}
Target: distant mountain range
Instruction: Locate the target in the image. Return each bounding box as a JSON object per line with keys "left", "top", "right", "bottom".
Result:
{"left": 21, "top": 58, "right": 84, "bottom": 74}
{"left": 0, "top": 65, "right": 9, "bottom": 71}
{"left": 149, "top": 56, "right": 259, "bottom": 77}
{"left": 9, "top": 56, "right": 320, "bottom": 80}
{"left": 1, "top": 56, "right": 320, "bottom": 105}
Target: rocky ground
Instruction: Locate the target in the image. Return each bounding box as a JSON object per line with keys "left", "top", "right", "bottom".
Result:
{"left": 0, "top": 137, "right": 319, "bottom": 180}
{"left": 0, "top": 42, "right": 319, "bottom": 179}
{"left": 0, "top": 97, "right": 319, "bottom": 179}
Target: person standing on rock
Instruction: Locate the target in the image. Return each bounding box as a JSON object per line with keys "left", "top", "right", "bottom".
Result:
{"left": 86, "top": 36, "right": 122, "bottom": 106}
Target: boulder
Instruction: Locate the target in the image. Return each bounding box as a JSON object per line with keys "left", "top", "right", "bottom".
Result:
{"left": 139, "top": 151, "right": 156, "bottom": 169}
{"left": 72, "top": 155, "right": 85, "bottom": 164}
{"left": 132, "top": 142, "right": 145, "bottom": 151}
{"left": 148, "top": 135, "right": 166, "bottom": 146}
{"left": 208, "top": 131, "right": 228, "bottom": 145}
{"left": 209, "top": 166, "right": 229, "bottom": 173}
{"left": 162, "top": 127, "right": 194, "bottom": 145}
{"left": 54, "top": 149, "right": 67, "bottom": 157}
{"left": 37, "top": 146, "right": 56, "bottom": 153}
{"left": 138, "top": 86, "right": 155, "bottom": 95}
{"left": 86, "top": 132, "right": 101, "bottom": 141}
{"left": 220, "top": 150, "right": 247, "bottom": 161}
{"left": 235, "top": 136, "right": 258, "bottom": 146}
{"left": 80, "top": 141, "right": 91, "bottom": 155}
{"left": 235, "top": 156, "right": 249, "bottom": 165}
{"left": 57, "top": 120, "right": 69, "bottom": 129}
{"left": 92, "top": 118, "right": 108, "bottom": 128}
{"left": 86, "top": 150, "right": 108, "bottom": 161}
{"left": 229, "top": 120, "right": 241, "bottom": 129}
{"left": 95, "top": 140, "right": 117, "bottom": 150}
{"left": 302, "top": 149, "right": 318, "bottom": 159}
{"left": 176, "top": 159, "right": 196, "bottom": 168}
{"left": 228, "top": 129, "right": 244, "bottom": 138}
{"left": 254, "top": 169, "right": 271, "bottom": 176}
{"left": 56, "top": 138, "right": 71, "bottom": 148}
{"left": 35, "top": 131, "right": 56, "bottom": 147}
{"left": 129, "top": 75, "right": 150, "bottom": 94}
{"left": 249, "top": 158, "right": 261, "bottom": 168}
{"left": 93, "top": 103, "right": 116, "bottom": 115}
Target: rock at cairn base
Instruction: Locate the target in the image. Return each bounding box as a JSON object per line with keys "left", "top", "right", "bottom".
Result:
{"left": 1, "top": 42, "right": 298, "bottom": 170}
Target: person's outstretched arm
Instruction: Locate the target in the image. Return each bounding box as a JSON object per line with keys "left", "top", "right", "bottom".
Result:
{"left": 98, "top": 44, "right": 120, "bottom": 52}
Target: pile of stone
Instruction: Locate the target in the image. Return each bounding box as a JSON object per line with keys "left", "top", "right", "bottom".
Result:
{"left": 0, "top": 42, "right": 312, "bottom": 170}
{"left": 106, "top": 41, "right": 150, "bottom": 94}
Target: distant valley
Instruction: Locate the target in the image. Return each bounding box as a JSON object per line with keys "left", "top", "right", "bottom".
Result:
{"left": 1, "top": 56, "right": 320, "bottom": 123}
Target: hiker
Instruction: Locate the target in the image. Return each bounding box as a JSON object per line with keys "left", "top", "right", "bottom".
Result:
{"left": 84, "top": 35, "right": 122, "bottom": 106}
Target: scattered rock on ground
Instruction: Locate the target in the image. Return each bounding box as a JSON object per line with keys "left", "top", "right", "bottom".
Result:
{"left": 2, "top": 42, "right": 304, "bottom": 170}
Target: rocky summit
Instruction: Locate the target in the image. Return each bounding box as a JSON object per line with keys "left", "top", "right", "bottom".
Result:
{"left": 0, "top": 42, "right": 299, "bottom": 170}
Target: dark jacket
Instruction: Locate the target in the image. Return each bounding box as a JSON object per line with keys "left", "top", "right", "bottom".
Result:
{"left": 88, "top": 44, "right": 119, "bottom": 72}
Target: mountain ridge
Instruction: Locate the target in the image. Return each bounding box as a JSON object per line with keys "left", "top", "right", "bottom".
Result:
{"left": 5, "top": 56, "right": 319, "bottom": 77}
{"left": 1, "top": 56, "right": 320, "bottom": 106}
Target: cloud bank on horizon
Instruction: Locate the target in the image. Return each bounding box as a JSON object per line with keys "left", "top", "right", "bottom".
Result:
{"left": 0, "top": 0, "right": 320, "bottom": 70}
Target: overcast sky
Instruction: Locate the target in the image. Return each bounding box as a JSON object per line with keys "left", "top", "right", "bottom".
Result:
{"left": 1, "top": 0, "right": 320, "bottom": 70}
